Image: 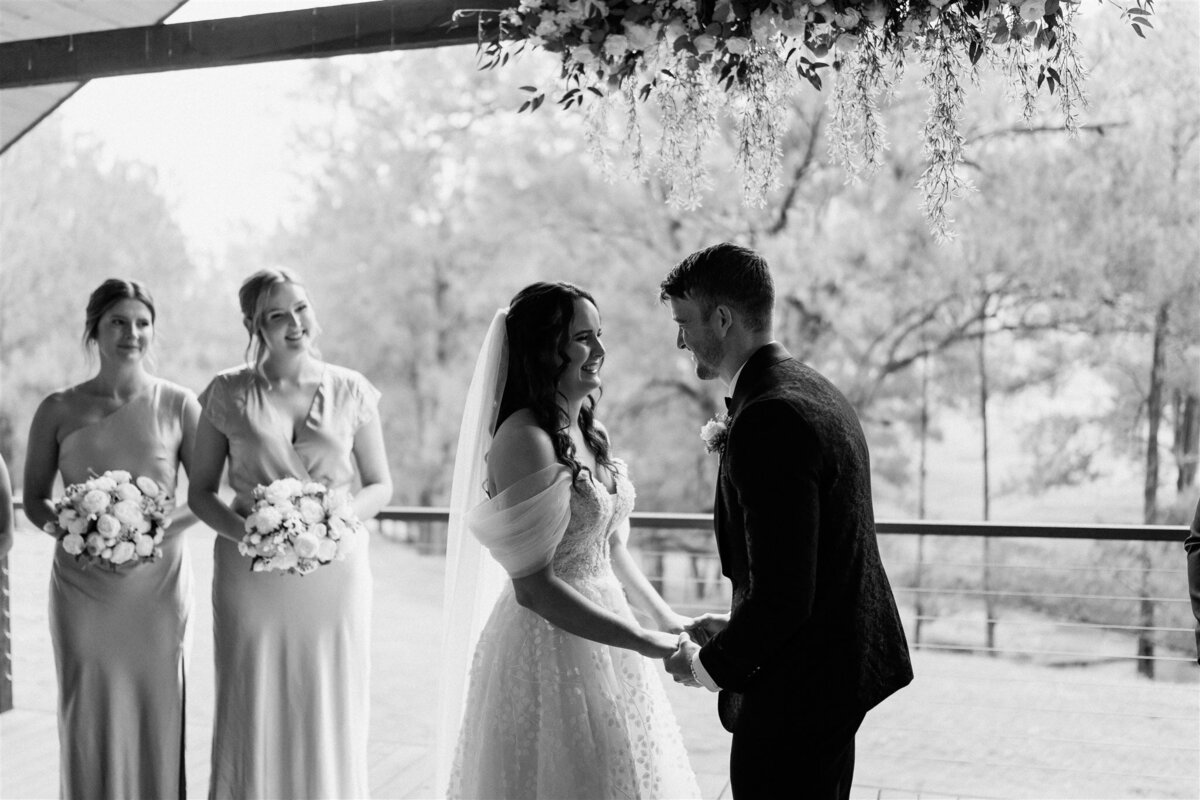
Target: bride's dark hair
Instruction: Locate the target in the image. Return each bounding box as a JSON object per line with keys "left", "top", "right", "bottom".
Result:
{"left": 497, "top": 282, "right": 614, "bottom": 486}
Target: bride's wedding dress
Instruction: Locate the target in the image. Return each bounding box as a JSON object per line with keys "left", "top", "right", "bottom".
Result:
{"left": 446, "top": 459, "right": 700, "bottom": 799}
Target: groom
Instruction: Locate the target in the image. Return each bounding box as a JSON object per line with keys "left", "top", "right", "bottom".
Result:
{"left": 661, "top": 243, "right": 913, "bottom": 799}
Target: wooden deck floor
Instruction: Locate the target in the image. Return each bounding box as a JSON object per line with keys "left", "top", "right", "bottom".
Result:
{"left": 0, "top": 527, "right": 732, "bottom": 799}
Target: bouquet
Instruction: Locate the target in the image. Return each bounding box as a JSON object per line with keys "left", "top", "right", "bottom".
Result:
{"left": 46, "top": 470, "right": 172, "bottom": 568}
{"left": 240, "top": 477, "right": 364, "bottom": 576}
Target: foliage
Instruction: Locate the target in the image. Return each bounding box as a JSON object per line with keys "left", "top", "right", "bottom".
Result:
{"left": 473, "top": 0, "right": 1155, "bottom": 236}
{"left": 0, "top": 121, "right": 217, "bottom": 475}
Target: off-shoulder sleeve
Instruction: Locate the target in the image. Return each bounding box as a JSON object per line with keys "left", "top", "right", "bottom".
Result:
{"left": 466, "top": 464, "right": 572, "bottom": 578}
{"left": 197, "top": 374, "right": 230, "bottom": 434}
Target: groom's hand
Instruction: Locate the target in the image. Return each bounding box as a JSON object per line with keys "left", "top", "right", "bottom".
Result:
{"left": 664, "top": 633, "right": 701, "bottom": 687}
{"left": 685, "top": 612, "right": 730, "bottom": 646}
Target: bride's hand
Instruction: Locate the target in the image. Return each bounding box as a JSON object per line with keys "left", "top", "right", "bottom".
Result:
{"left": 658, "top": 612, "right": 691, "bottom": 635}
{"left": 639, "top": 629, "right": 681, "bottom": 659}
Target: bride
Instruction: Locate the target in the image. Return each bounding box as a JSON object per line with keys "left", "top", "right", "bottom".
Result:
{"left": 436, "top": 282, "right": 701, "bottom": 799}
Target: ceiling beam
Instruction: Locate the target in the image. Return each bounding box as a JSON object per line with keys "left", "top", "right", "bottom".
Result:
{"left": 0, "top": 0, "right": 512, "bottom": 90}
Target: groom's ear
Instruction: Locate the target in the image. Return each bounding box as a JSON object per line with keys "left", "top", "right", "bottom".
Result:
{"left": 714, "top": 304, "right": 735, "bottom": 337}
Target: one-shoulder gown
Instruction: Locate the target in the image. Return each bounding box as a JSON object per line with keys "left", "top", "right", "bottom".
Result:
{"left": 50, "top": 379, "right": 195, "bottom": 800}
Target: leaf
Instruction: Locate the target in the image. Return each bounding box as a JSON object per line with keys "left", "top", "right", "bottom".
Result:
{"left": 519, "top": 86, "right": 538, "bottom": 93}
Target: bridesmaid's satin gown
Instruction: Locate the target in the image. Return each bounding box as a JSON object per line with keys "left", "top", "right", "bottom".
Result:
{"left": 199, "top": 364, "right": 380, "bottom": 800}
{"left": 50, "top": 380, "right": 195, "bottom": 800}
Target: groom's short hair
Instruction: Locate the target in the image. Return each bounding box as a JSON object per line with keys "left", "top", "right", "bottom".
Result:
{"left": 659, "top": 242, "right": 774, "bottom": 332}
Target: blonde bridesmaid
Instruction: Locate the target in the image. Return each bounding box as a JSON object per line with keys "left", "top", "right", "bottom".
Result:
{"left": 189, "top": 268, "right": 392, "bottom": 799}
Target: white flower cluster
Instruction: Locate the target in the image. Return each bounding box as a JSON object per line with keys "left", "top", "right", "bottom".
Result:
{"left": 699, "top": 412, "right": 730, "bottom": 455}
{"left": 483, "top": 0, "right": 1128, "bottom": 231}
{"left": 240, "top": 478, "right": 363, "bottom": 576}
{"left": 47, "top": 470, "right": 172, "bottom": 568}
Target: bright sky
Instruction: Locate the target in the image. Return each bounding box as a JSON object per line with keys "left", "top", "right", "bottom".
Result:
{"left": 55, "top": 0, "right": 359, "bottom": 263}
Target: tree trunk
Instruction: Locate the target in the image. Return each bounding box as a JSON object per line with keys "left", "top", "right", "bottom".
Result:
{"left": 978, "top": 313, "right": 996, "bottom": 656}
{"left": 1174, "top": 389, "right": 1199, "bottom": 491}
{"left": 1137, "top": 301, "right": 1170, "bottom": 678}
{"left": 913, "top": 350, "right": 930, "bottom": 648}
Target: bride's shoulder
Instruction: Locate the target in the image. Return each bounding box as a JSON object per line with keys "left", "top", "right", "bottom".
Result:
{"left": 489, "top": 410, "right": 558, "bottom": 494}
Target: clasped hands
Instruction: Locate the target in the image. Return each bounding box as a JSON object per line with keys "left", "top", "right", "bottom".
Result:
{"left": 663, "top": 612, "right": 729, "bottom": 688}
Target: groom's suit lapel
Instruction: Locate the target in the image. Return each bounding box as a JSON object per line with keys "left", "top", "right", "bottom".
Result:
{"left": 714, "top": 342, "right": 794, "bottom": 576}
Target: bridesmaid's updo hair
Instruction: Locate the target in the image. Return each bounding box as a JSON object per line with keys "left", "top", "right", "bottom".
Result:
{"left": 238, "top": 268, "right": 318, "bottom": 377}
{"left": 82, "top": 279, "right": 156, "bottom": 349}
{"left": 497, "top": 281, "right": 613, "bottom": 487}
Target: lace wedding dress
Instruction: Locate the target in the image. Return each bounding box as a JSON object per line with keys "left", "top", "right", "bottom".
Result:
{"left": 446, "top": 460, "right": 700, "bottom": 799}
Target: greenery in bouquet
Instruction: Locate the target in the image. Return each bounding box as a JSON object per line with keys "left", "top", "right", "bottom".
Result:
{"left": 470, "top": 0, "right": 1155, "bottom": 236}
{"left": 46, "top": 470, "right": 172, "bottom": 569}
{"left": 240, "top": 477, "right": 364, "bottom": 576}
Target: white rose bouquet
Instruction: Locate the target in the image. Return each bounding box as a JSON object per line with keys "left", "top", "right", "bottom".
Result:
{"left": 45, "top": 470, "right": 172, "bottom": 569}
{"left": 239, "top": 478, "right": 364, "bottom": 576}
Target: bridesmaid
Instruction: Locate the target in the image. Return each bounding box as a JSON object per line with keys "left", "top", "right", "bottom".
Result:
{"left": 189, "top": 268, "right": 392, "bottom": 799}
{"left": 23, "top": 279, "right": 199, "bottom": 800}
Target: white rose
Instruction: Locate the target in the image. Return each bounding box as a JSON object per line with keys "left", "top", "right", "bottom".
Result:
{"left": 61, "top": 532, "right": 86, "bottom": 555}
{"left": 153, "top": 530, "right": 164, "bottom": 544}
{"left": 112, "top": 500, "right": 144, "bottom": 527}
{"left": 57, "top": 508, "right": 79, "bottom": 528}
{"left": 276, "top": 550, "right": 299, "bottom": 571}
{"left": 81, "top": 489, "right": 110, "bottom": 514}
{"left": 570, "top": 44, "right": 598, "bottom": 66}
{"left": 263, "top": 478, "right": 301, "bottom": 506}
{"left": 254, "top": 506, "right": 284, "bottom": 533}
{"left": 135, "top": 534, "right": 156, "bottom": 558}
{"left": 302, "top": 481, "right": 325, "bottom": 496}
{"left": 109, "top": 470, "right": 132, "bottom": 484}
{"left": 603, "top": 34, "right": 630, "bottom": 60}
{"left": 67, "top": 517, "right": 89, "bottom": 536}
{"left": 96, "top": 514, "right": 121, "bottom": 537}
{"left": 623, "top": 22, "right": 659, "bottom": 51}
{"left": 135, "top": 476, "right": 161, "bottom": 497}
{"left": 522, "top": 0, "right": 545, "bottom": 9}
{"left": 693, "top": 34, "right": 718, "bottom": 54}
{"left": 834, "top": 8, "right": 861, "bottom": 28}
{"left": 724, "top": 36, "right": 750, "bottom": 55}
{"left": 663, "top": 19, "right": 688, "bottom": 47}
{"left": 317, "top": 538, "right": 339, "bottom": 562}
{"left": 1019, "top": 0, "right": 1046, "bottom": 21}
{"left": 252, "top": 559, "right": 268, "bottom": 572}
{"left": 294, "top": 533, "right": 321, "bottom": 560}
{"left": 298, "top": 497, "right": 325, "bottom": 525}
{"left": 86, "top": 533, "right": 105, "bottom": 555}
{"left": 116, "top": 483, "right": 143, "bottom": 502}
{"left": 310, "top": 522, "right": 328, "bottom": 540}
{"left": 101, "top": 547, "right": 114, "bottom": 560}
{"left": 134, "top": 517, "right": 152, "bottom": 534}
{"left": 92, "top": 476, "right": 116, "bottom": 493}
{"left": 864, "top": 0, "right": 888, "bottom": 26}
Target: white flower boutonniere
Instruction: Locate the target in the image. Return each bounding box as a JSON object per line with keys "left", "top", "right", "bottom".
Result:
{"left": 700, "top": 412, "right": 731, "bottom": 456}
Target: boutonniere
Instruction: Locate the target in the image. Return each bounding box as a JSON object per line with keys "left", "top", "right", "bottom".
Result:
{"left": 699, "top": 412, "right": 730, "bottom": 456}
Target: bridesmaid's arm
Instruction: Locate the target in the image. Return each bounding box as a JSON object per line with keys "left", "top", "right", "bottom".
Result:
{"left": 187, "top": 414, "right": 244, "bottom": 542}
{"left": 350, "top": 414, "right": 393, "bottom": 522}
{"left": 23, "top": 395, "right": 63, "bottom": 535}
{"left": 168, "top": 392, "right": 202, "bottom": 533}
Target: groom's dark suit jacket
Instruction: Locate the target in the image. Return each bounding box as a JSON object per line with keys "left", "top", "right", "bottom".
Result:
{"left": 698, "top": 343, "right": 913, "bottom": 734}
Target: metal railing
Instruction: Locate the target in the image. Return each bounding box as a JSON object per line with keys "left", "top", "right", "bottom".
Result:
{"left": 6, "top": 503, "right": 1196, "bottom": 797}
{"left": 372, "top": 507, "right": 1198, "bottom": 799}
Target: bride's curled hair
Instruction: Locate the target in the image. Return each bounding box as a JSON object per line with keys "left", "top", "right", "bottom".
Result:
{"left": 498, "top": 282, "right": 614, "bottom": 487}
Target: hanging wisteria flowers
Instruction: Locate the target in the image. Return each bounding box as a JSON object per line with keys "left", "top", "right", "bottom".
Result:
{"left": 465, "top": 0, "right": 1154, "bottom": 237}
